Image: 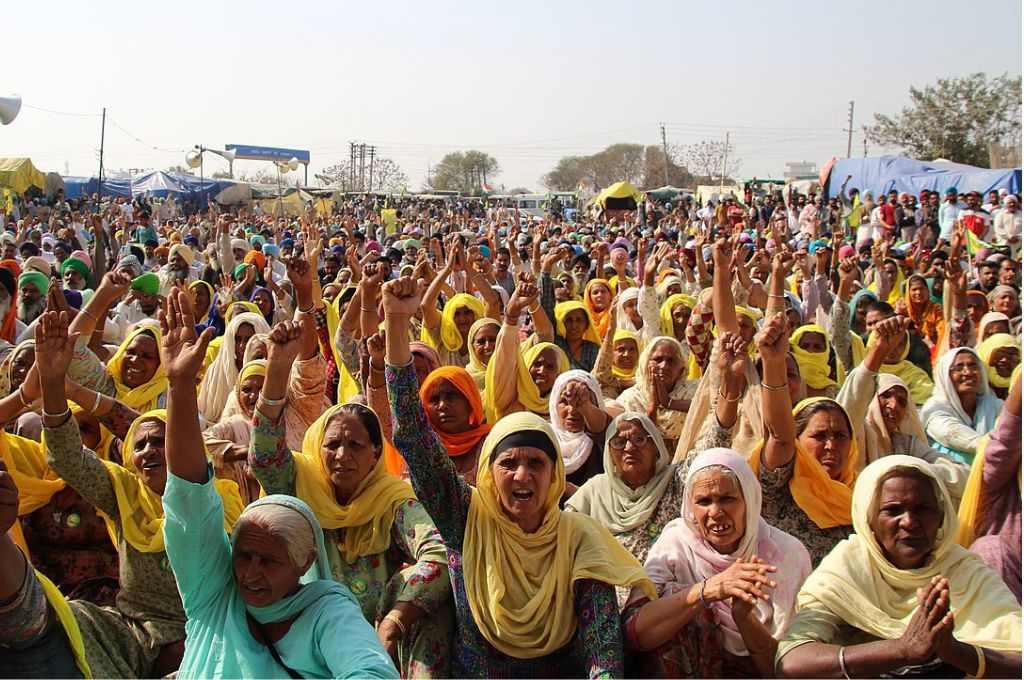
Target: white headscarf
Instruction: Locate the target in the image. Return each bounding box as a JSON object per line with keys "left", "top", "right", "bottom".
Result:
{"left": 921, "top": 347, "right": 1003, "bottom": 451}
{"left": 616, "top": 287, "right": 641, "bottom": 332}
{"left": 198, "top": 312, "right": 271, "bottom": 423}
{"left": 644, "top": 449, "right": 811, "bottom": 656}
{"left": 548, "top": 370, "right": 603, "bottom": 474}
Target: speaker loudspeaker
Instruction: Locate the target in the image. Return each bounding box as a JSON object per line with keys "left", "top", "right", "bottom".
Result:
{"left": 0, "top": 95, "right": 22, "bottom": 125}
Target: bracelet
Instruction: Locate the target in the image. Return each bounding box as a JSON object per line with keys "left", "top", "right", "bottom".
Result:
{"left": 369, "top": 362, "right": 385, "bottom": 373}
{"left": 838, "top": 646, "right": 851, "bottom": 679}
{"left": 296, "top": 305, "right": 315, "bottom": 314}
{"left": 699, "top": 579, "right": 712, "bottom": 609}
{"left": 42, "top": 406, "right": 72, "bottom": 421}
{"left": 259, "top": 394, "right": 286, "bottom": 407}
{"left": 91, "top": 390, "right": 103, "bottom": 414}
{"left": 971, "top": 645, "right": 986, "bottom": 679}
{"left": 359, "top": 306, "right": 378, "bottom": 313}
{"left": 767, "top": 293, "right": 787, "bottom": 299}
{"left": 527, "top": 303, "right": 541, "bottom": 314}
{"left": 383, "top": 612, "right": 407, "bottom": 637}
{"left": 16, "top": 386, "right": 30, "bottom": 408}
{"left": 78, "top": 308, "right": 98, "bottom": 322}
{"left": 760, "top": 381, "right": 788, "bottom": 391}
{"left": 718, "top": 387, "right": 741, "bottom": 403}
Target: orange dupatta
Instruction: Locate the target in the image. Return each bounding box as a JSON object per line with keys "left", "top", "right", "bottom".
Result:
{"left": 419, "top": 366, "right": 492, "bottom": 456}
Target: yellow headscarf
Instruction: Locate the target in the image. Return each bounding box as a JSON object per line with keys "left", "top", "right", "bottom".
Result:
{"left": 659, "top": 293, "right": 695, "bottom": 338}
{"left": 323, "top": 294, "right": 364, "bottom": 404}
{"left": 797, "top": 455, "right": 1021, "bottom": 652}
{"left": 466, "top": 317, "right": 500, "bottom": 391}
{"left": 867, "top": 261, "right": 905, "bottom": 306}
{"left": 554, "top": 300, "right": 600, "bottom": 344}
{"left": 102, "top": 410, "right": 243, "bottom": 552}
{"left": 226, "top": 301, "right": 262, "bottom": 321}
{"left": 976, "top": 333, "right": 1019, "bottom": 390}
{"left": 187, "top": 279, "right": 215, "bottom": 319}
{"left": 464, "top": 412, "right": 656, "bottom": 658}
{"left": 790, "top": 324, "right": 841, "bottom": 390}
{"left": 849, "top": 331, "right": 866, "bottom": 369}
{"left": 291, "top": 403, "right": 417, "bottom": 563}
{"left": 866, "top": 331, "right": 934, "bottom": 405}
{"left": 608, "top": 274, "right": 636, "bottom": 295}
{"left": 421, "top": 293, "right": 485, "bottom": 353}
{"left": 611, "top": 329, "right": 640, "bottom": 380}
{"left": 37, "top": 570, "right": 92, "bottom": 677}
{"left": 748, "top": 397, "right": 858, "bottom": 528}
{"left": 105, "top": 326, "right": 167, "bottom": 412}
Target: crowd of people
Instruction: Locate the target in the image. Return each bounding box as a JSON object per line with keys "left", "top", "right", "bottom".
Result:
{"left": 0, "top": 180, "right": 1020, "bottom": 678}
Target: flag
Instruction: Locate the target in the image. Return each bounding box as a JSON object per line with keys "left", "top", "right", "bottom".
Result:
{"left": 964, "top": 229, "right": 995, "bottom": 256}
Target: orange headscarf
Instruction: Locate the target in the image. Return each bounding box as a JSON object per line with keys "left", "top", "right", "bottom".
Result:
{"left": 419, "top": 367, "right": 492, "bottom": 457}
{"left": 584, "top": 279, "right": 613, "bottom": 339}
{"left": 904, "top": 274, "right": 944, "bottom": 346}
{"left": 0, "top": 259, "right": 19, "bottom": 343}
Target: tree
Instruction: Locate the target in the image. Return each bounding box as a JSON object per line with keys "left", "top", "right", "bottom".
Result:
{"left": 682, "top": 140, "right": 740, "bottom": 183}
{"left": 506, "top": 187, "right": 532, "bottom": 195}
{"left": 541, "top": 156, "right": 588, "bottom": 192}
{"left": 430, "top": 150, "right": 500, "bottom": 194}
{"left": 371, "top": 158, "right": 409, "bottom": 193}
{"left": 641, "top": 144, "right": 693, "bottom": 188}
{"left": 165, "top": 165, "right": 195, "bottom": 175}
{"left": 867, "top": 73, "right": 1022, "bottom": 168}
{"left": 540, "top": 143, "right": 645, "bottom": 191}
{"left": 238, "top": 167, "right": 299, "bottom": 187}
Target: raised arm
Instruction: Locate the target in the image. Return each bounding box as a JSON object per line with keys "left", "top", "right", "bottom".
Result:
{"left": 284, "top": 255, "right": 319, "bottom": 361}
{"left": 711, "top": 237, "right": 740, "bottom": 334}
{"left": 160, "top": 289, "right": 217, "bottom": 484}
{"left": 68, "top": 269, "right": 132, "bottom": 343}
{"left": 420, "top": 243, "right": 457, "bottom": 333}
{"left": 758, "top": 312, "right": 797, "bottom": 470}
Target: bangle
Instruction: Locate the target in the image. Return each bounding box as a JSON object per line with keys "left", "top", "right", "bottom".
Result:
{"left": 16, "top": 387, "right": 30, "bottom": 408}
{"left": 383, "top": 612, "right": 407, "bottom": 638}
{"left": 297, "top": 304, "right": 315, "bottom": 314}
{"left": 259, "top": 394, "right": 286, "bottom": 407}
{"left": 838, "top": 646, "right": 851, "bottom": 679}
{"left": 767, "top": 293, "right": 787, "bottom": 299}
{"left": 91, "top": 391, "right": 103, "bottom": 414}
{"left": 699, "top": 579, "right": 712, "bottom": 609}
{"left": 42, "top": 406, "right": 72, "bottom": 421}
{"left": 78, "top": 308, "right": 98, "bottom": 322}
{"left": 359, "top": 306, "right": 377, "bottom": 313}
{"left": 369, "top": 362, "right": 385, "bottom": 373}
{"left": 718, "top": 387, "right": 741, "bottom": 403}
{"left": 527, "top": 302, "right": 541, "bottom": 314}
{"left": 971, "top": 645, "right": 986, "bottom": 679}
{"left": 760, "top": 381, "right": 788, "bottom": 391}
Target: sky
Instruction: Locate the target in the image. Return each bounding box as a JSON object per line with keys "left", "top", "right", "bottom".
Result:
{"left": 5, "top": 0, "right": 1021, "bottom": 191}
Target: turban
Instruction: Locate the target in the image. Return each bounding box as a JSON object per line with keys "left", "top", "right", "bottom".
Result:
{"left": 262, "top": 243, "right": 280, "bottom": 258}
{"left": 0, "top": 259, "right": 21, "bottom": 279}
{"left": 62, "top": 289, "right": 83, "bottom": 310}
{"left": 244, "top": 250, "right": 267, "bottom": 271}
{"left": 69, "top": 250, "right": 93, "bottom": 269}
{"left": 232, "top": 263, "right": 249, "bottom": 281}
{"left": 60, "top": 258, "right": 90, "bottom": 281}
{"left": 22, "top": 256, "right": 50, "bottom": 276}
{"left": 0, "top": 268, "right": 14, "bottom": 298}
{"left": 231, "top": 238, "right": 250, "bottom": 253}
{"left": 18, "top": 271, "right": 49, "bottom": 295}
{"left": 117, "top": 255, "right": 144, "bottom": 278}
{"left": 169, "top": 244, "right": 195, "bottom": 266}
{"left": 131, "top": 273, "right": 160, "bottom": 296}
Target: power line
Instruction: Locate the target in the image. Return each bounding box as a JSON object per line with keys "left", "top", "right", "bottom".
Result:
{"left": 107, "top": 118, "right": 186, "bottom": 154}
{"left": 23, "top": 104, "right": 102, "bottom": 118}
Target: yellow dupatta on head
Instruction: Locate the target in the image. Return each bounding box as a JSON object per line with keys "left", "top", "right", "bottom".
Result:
{"left": 867, "top": 331, "right": 934, "bottom": 405}
{"left": 976, "top": 333, "right": 1019, "bottom": 390}
{"left": 659, "top": 293, "right": 695, "bottom": 338}
{"left": 798, "top": 456, "right": 1021, "bottom": 652}
{"left": 421, "top": 293, "right": 485, "bottom": 353}
{"left": 511, "top": 341, "right": 569, "bottom": 416}
{"left": 790, "top": 324, "right": 841, "bottom": 390}
{"left": 466, "top": 317, "right": 500, "bottom": 391}
{"left": 553, "top": 300, "right": 600, "bottom": 344}
{"left": 323, "top": 294, "right": 361, "bottom": 403}
{"left": 463, "top": 412, "right": 656, "bottom": 659}
{"left": 2, "top": 431, "right": 64, "bottom": 555}
{"left": 290, "top": 403, "right": 416, "bottom": 563}
{"left": 102, "top": 410, "right": 243, "bottom": 552}
{"left": 106, "top": 325, "right": 167, "bottom": 413}
{"left": 611, "top": 329, "right": 640, "bottom": 380}
{"left": 747, "top": 397, "right": 858, "bottom": 528}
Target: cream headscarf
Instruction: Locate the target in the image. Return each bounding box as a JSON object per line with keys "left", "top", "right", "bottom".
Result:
{"left": 548, "top": 370, "right": 603, "bottom": 475}
{"left": 861, "top": 373, "right": 929, "bottom": 466}
{"left": 615, "top": 336, "right": 695, "bottom": 442}
{"left": 464, "top": 412, "right": 656, "bottom": 659}
{"left": 794, "top": 456, "right": 1021, "bottom": 652}
{"left": 466, "top": 317, "right": 500, "bottom": 392}
{"left": 197, "top": 312, "right": 271, "bottom": 423}
{"left": 565, "top": 412, "right": 675, "bottom": 534}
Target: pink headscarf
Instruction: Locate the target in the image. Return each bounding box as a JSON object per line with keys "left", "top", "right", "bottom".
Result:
{"left": 643, "top": 449, "right": 811, "bottom": 656}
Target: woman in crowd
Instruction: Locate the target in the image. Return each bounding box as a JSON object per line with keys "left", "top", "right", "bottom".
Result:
{"left": 593, "top": 325, "right": 641, "bottom": 399}
{"left": 204, "top": 359, "right": 266, "bottom": 504}
{"left": 465, "top": 317, "right": 500, "bottom": 392}
{"left": 957, "top": 375, "right": 1022, "bottom": 602}
{"left": 612, "top": 336, "right": 695, "bottom": 453}
{"left": 868, "top": 325, "right": 935, "bottom": 405}
{"left": 624, "top": 449, "right": 812, "bottom": 678}
{"left": 776, "top": 456, "right": 1021, "bottom": 678}
{"left": 419, "top": 366, "right": 492, "bottom": 484}
{"left": 548, "top": 370, "right": 610, "bottom": 491}
{"left": 848, "top": 288, "right": 877, "bottom": 339}
{"left": 921, "top": 347, "right": 1004, "bottom": 465}
{"left": 660, "top": 292, "right": 696, "bottom": 345}
{"left": 789, "top": 324, "right": 842, "bottom": 398}
{"left": 249, "top": 318, "right": 454, "bottom": 677}
{"left": 382, "top": 275, "right": 656, "bottom": 676}
{"left": 197, "top": 311, "right": 271, "bottom": 424}
{"left": 976, "top": 332, "right": 1020, "bottom": 400}
{"left": 976, "top": 310, "right": 1011, "bottom": 342}
{"left": 10, "top": 310, "right": 244, "bottom": 677}
{"left": 902, "top": 273, "right": 945, "bottom": 348}
{"left": 583, "top": 277, "right": 614, "bottom": 338}
{"left": 749, "top": 312, "right": 857, "bottom": 566}
{"left": 156, "top": 289, "right": 397, "bottom": 678}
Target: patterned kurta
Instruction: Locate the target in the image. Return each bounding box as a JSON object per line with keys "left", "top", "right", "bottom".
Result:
{"left": 44, "top": 417, "right": 185, "bottom": 678}
{"left": 249, "top": 412, "right": 453, "bottom": 678}
{"left": 387, "top": 361, "right": 626, "bottom": 678}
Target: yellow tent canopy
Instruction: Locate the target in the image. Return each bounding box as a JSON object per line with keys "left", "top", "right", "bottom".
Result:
{"left": 0, "top": 158, "right": 47, "bottom": 194}
{"left": 595, "top": 181, "right": 644, "bottom": 210}
{"left": 259, "top": 190, "right": 333, "bottom": 218}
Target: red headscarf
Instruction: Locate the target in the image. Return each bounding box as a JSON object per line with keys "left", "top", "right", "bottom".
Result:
{"left": 0, "top": 259, "right": 20, "bottom": 343}
{"left": 419, "top": 366, "right": 492, "bottom": 457}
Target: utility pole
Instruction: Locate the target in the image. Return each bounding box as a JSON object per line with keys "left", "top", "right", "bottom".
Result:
{"left": 863, "top": 127, "right": 868, "bottom": 157}
{"left": 98, "top": 107, "right": 106, "bottom": 201}
{"left": 349, "top": 142, "right": 357, "bottom": 192}
{"left": 845, "top": 100, "right": 855, "bottom": 158}
{"left": 358, "top": 144, "right": 367, "bottom": 192}
{"left": 720, "top": 131, "right": 730, "bottom": 192}
{"left": 660, "top": 123, "right": 670, "bottom": 186}
{"left": 368, "top": 146, "right": 376, "bottom": 193}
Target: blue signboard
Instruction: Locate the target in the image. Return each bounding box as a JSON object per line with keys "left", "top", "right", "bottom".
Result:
{"left": 225, "top": 144, "right": 311, "bottom": 164}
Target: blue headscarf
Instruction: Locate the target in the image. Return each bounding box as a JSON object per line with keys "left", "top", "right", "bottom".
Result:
{"left": 848, "top": 288, "right": 878, "bottom": 337}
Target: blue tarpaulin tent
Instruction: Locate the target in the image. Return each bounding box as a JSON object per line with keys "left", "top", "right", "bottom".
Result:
{"left": 823, "top": 155, "right": 1021, "bottom": 200}
{"left": 61, "top": 171, "right": 234, "bottom": 202}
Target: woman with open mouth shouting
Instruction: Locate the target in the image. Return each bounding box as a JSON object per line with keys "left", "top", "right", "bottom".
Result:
{"left": 382, "top": 274, "right": 655, "bottom": 677}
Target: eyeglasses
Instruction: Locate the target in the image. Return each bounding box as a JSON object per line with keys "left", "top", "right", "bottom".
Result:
{"left": 609, "top": 433, "right": 652, "bottom": 449}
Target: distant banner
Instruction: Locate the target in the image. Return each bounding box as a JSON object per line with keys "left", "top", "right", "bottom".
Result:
{"left": 225, "top": 144, "right": 311, "bottom": 164}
